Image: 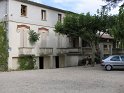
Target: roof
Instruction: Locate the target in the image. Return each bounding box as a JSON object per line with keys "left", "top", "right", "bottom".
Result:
{"left": 96, "top": 31, "right": 114, "bottom": 39}
{"left": 16, "top": 0, "right": 68, "bottom": 13}
{"left": 101, "top": 33, "right": 114, "bottom": 39}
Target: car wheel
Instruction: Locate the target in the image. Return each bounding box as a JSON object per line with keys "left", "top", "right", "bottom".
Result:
{"left": 105, "top": 65, "right": 112, "bottom": 71}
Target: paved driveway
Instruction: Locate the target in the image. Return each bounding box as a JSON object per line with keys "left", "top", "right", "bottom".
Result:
{"left": 0, "top": 65, "right": 124, "bottom": 93}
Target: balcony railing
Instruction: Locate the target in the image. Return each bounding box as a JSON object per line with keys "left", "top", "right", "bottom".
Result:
{"left": 113, "top": 48, "right": 124, "bottom": 54}
{"left": 82, "top": 47, "right": 112, "bottom": 55}
{"left": 103, "top": 48, "right": 110, "bottom": 54}
{"left": 57, "top": 48, "right": 81, "bottom": 54}
{"left": 57, "top": 48, "right": 67, "bottom": 54}
{"left": 82, "top": 47, "right": 92, "bottom": 55}
{"left": 67, "top": 48, "right": 81, "bottom": 53}
{"left": 19, "top": 47, "right": 34, "bottom": 55}
{"left": 39, "top": 48, "right": 53, "bottom": 55}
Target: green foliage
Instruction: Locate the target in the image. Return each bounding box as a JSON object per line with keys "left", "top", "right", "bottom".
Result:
{"left": 29, "top": 30, "right": 40, "bottom": 45}
{"left": 55, "top": 11, "right": 113, "bottom": 66}
{"left": 79, "top": 13, "right": 97, "bottom": 43}
{"left": 103, "top": 0, "right": 122, "bottom": 3}
{"left": 0, "top": 25, "right": 8, "bottom": 71}
{"left": 102, "top": 0, "right": 122, "bottom": 11}
{"left": 109, "top": 6, "right": 124, "bottom": 48}
{"left": 55, "top": 12, "right": 110, "bottom": 45}
{"left": 18, "top": 56, "right": 36, "bottom": 70}
{"left": 55, "top": 13, "right": 80, "bottom": 38}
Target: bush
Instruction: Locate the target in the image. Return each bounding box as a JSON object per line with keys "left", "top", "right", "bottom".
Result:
{"left": 0, "top": 63, "right": 8, "bottom": 71}
{"left": 28, "top": 30, "right": 40, "bottom": 45}
{"left": 0, "top": 24, "right": 8, "bottom": 71}
{"left": 18, "top": 56, "right": 36, "bottom": 70}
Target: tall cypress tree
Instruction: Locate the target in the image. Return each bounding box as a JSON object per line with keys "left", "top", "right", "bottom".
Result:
{"left": 0, "top": 25, "right": 8, "bottom": 71}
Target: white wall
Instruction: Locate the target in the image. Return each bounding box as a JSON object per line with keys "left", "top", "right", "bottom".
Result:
{"left": 65, "top": 56, "right": 79, "bottom": 67}
{"left": 8, "top": 0, "right": 68, "bottom": 54}
{"left": 8, "top": 0, "right": 65, "bottom": 27}
{"left": 12, "top": 57, "right": 19, "bottom": 70}
{"left": 59, "top": 55, "right": 65, "bottom": 68}
{"left": 7, "top": 0, "right": 71, "bottom": 69}
{"left": 0, "top": 0, "right": 7, "bottom": 21}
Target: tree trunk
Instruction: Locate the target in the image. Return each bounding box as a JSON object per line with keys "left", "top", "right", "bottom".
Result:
{"left": 91, "top": 42, "right": 96, "bottom": 67}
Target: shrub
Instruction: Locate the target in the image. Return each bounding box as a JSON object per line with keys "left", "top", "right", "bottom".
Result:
{"left": 28, "top": 30, "right": 40, "bottom": 45}
{"left": 18, "top": 56, "right": 36, "bottom": 70}
{"left": 0, "top": 24, "right": 8, "bottom": 71}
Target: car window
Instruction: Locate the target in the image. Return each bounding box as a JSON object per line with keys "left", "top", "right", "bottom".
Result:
{"left": 120, "top": 56, "right": 124, "bottom": 61}
{"left": 110, "top": 56, "right": 120, "bottom": 61}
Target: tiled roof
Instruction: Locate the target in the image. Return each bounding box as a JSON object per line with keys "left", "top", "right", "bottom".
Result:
{"left": 101, "top": 33, "right": 114, "bottom": 39}
{"left": 97, "top": 32, "right": 114, "bottom": 39}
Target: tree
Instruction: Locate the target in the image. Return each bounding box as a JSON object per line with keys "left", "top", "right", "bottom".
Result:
{"left": 102, "top": 0, "right": 123, "bottom": 11}
{"left": 103, "top": 0, "right": 123, "bottom": 4}
{"left": 55, "top": 11, "right": 111, "bottom": 66}
{"left": 79, "top": 12, "right": 111, "bottom": 66}
{"left": 55, "top": 13, "right": 80, "bottom": 48}
{"left": 0, "top": 24, "right": 8, "bottom": 71}
{"left": 55, "top": 13, "right": 80, "bottom": 38}
{"left": 117, "top": 6, "right": 124, "bottom": 48}
{"left": 103, "top": 0, "right": 123, "bottom": 5}
{"left": 109, "top": 6, "right": 124, "bottom": 48}
{"left": 102, "top": 0, "right": 124, "bottom": 48}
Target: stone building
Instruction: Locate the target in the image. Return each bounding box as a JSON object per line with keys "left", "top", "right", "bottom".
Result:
{"left": 0, "top": 0, "right": 82, "bottom": 70}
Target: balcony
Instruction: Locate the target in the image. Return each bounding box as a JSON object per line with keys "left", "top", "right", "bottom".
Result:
{"left": 112, "top": 48, "right": 124, "bottom": 54}
{"left": 57, "top": 48, "right": 67, "bottom": 54}
{"left": 82, "top": 47, "right": 92, "bottom": 55}
{"left": 103, "top": 48, "right": 111, "bottom": 54}
{"left": 19, "top": 47, "right": 34, "bottom": 56}
{"left": 39, "top": 48, "right": 53, "bottom": 55}
{"left": 57, "top": 48, "right": 81, "bottom": 54}
{"left": 67, "top": 48, "right": 81, "bottom": 53}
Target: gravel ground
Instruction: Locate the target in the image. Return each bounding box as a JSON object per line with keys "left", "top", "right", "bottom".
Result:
{"left": 0, "top": 65, "right": 124, "bottom": 93}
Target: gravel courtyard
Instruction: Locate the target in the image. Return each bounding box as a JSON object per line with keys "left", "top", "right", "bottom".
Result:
{"left": 0, "top": 65, "right": 124, "bottom": 93}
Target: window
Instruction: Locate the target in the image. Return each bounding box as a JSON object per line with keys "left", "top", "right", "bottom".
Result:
{"left": 21, "top": 5, "right": 27, "bottom": 16}
{"left": 110, "top": 56, "right": 120, "bottom": 61}
{"left": 17, "top": 25, "right": 30, "bottom": 47}
{"left": 38, "top": 27, "right": 49, "bottom": 47}
{"left": 120, "top": 56, "right": 124, "bottom": 61}
{"left": 41, "top": 10, "right": 46, "bottom": 20}
{"left": 104, "top": 45, "right": 107, "bottom": 48}
{"left": 58, "top": 14, "right": 62, "bottom": 22}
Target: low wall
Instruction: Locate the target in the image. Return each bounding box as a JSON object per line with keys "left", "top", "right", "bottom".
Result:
{"left": 112, "top": 48, "right": 124, "bottom": 55}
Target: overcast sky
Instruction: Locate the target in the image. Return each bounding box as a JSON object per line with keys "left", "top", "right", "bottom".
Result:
{"left": 31, "top": 0, "right": 120, "bottom": 15}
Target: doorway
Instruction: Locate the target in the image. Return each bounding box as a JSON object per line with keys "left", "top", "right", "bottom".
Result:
{"left": 39, "top": 57, "right": 44, "bottom": 69}
{"left": 55, "top": 56, "right": 59, "bottom": 68}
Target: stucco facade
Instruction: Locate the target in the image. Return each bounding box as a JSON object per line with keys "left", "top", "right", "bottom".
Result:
{"left": 0, "top": 0, "right": 8, "bottom": 21}
{"left": 0, "top": 0, "right": 82, "bottom": 70}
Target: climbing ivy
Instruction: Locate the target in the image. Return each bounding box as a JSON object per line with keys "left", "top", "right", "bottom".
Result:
{"left": 0, "top": 24, "right": 8, "bottom": 71}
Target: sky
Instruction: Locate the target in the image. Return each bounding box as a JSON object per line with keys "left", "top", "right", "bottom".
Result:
{"left": 30, "top": 0, "right": 120, "bottom": 15}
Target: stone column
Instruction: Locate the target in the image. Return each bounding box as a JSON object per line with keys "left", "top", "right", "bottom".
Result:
{"left": 79, "top": 37, "right": 82, "bottom": 47}
{"left": 50, "top": 56, "right": 55, "bottom": 69}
